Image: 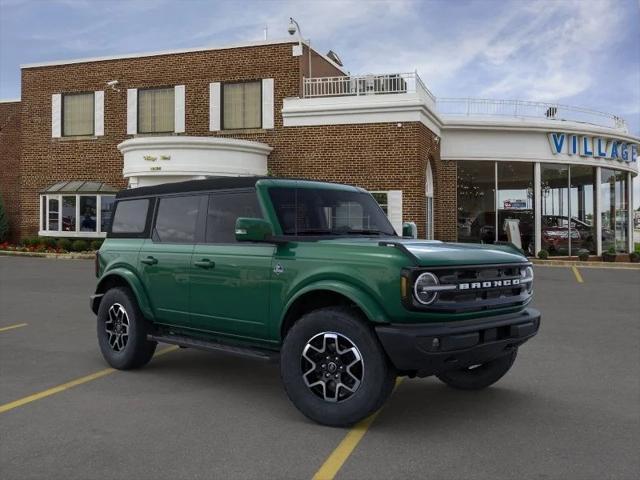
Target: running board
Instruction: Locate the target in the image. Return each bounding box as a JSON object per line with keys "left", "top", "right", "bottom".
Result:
{"left": 147, "top": 333, "right": 279, "bottom": 362}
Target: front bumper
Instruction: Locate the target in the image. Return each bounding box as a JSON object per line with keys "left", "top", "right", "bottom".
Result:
{"left": 375, "top": 308, "right": 541, "bottom": 377}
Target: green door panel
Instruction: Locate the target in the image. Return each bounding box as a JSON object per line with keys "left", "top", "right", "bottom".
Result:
{"left": 189, "top": 244, "right": 275, "bottom": 339}
{"left": 138, "top": 239, "right": 195, "bottom": 326}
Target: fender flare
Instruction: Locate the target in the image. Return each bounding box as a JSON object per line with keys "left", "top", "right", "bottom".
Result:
{"left": 95, "top": 268, "right": 154, "bottom": 321}
{"left": 281, "top": 280, "right": 388, "bottom": 329}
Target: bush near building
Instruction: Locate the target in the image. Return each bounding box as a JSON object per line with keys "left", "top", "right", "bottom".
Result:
{"left": 0, "top": 236, "right": 102, "bottom": 254}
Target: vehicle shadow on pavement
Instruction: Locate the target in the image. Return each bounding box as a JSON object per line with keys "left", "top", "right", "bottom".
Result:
{"left": 373, "top": 378, "right": 533, "bottom": 431}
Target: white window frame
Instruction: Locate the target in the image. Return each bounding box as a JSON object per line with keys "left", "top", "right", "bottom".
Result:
{"left": 38, "top": 193, "right": 115, "bottom": 238}
{"left": 426, "top": 161, "right": 434, "bottom": 240}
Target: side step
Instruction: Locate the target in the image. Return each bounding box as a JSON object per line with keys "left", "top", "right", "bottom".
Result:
{"left": 148, "top": 333, "right": 279, "bottom": 362}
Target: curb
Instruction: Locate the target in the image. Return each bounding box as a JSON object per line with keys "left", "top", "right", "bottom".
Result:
{"left": 0, "top": 250, "right": 94, "bottom": 260}
{"left": 531, "top": 259, "right": 640, "bottom": 270}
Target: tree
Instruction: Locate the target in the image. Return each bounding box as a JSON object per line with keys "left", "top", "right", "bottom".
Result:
{"left": 0, "top": 194, "right": 9, "bottom": 242}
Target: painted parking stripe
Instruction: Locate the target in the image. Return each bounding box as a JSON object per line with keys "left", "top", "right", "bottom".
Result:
{"left": 0, "top": 323, "right": 28, "bottom": 333}
{"left": 0, "top": 345, "right": 179, "bottom": 414}
{"left": 571, "top": 266, "right": 584, "bottom": 283}
{"left": 312, "top": 378, "right": 404, "bottom": 480}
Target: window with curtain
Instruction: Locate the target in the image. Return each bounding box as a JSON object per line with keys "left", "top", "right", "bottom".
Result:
{"left": 222, "top": 81, "right": 261, "bottom": 129}
{"left": 63, "top": 92, "right": 94, "bottom": 136}
{"left": 138, "top": 88, "right": 175, "bottom": 133}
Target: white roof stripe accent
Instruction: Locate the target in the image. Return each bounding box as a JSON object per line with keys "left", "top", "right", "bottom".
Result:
{"left": 20, "top": 38, "right": 300, "bottom": 69}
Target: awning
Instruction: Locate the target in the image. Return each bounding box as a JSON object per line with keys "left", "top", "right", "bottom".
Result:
{"left": 40, "top": 181, "right": 118, "bottom": 194}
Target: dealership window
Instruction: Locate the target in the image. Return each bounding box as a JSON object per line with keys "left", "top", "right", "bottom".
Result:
{"left": 457, "top": 161, "right": 496, "bottom": 244}
{"left": 222, "top": 81, "right": 261, "bottom": 129}
{"left": 541, "top": 164, "right": 570, "bottom": 255}
{"left": 138, "top": 87, "right": 175, "bottom": 133}
{"left": 62, "top": 92, "right": 94, "bottom": 136}
{"left": 497, "top": 163, "right": 535, "bottom": 254}
{"left": 601, "top": 168, "right": 629, "bottom": 253}
{"left": 570, "top": 166, "right": 596, "bottom": 254}
{"left": 39, "top": 181, "right": 117, "bottom": 237}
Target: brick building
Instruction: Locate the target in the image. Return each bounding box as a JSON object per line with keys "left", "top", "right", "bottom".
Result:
{"left": 1, "top": 38, "right": 638, "bottom": 254}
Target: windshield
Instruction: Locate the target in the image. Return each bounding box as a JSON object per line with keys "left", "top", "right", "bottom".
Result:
{"left": 268, "top": 187, "right": 396, "bottom": 236}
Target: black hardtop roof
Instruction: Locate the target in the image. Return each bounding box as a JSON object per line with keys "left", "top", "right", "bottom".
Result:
{"left": 115, "top": 176, "right": 268, "bottom": 199}
{"left": 114, "top": 176, "right": 356, "bottom": 199}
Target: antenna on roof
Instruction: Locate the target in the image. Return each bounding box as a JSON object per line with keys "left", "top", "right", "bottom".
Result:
{"left": 263, "top": 25, "right": 268, "bottom": 40}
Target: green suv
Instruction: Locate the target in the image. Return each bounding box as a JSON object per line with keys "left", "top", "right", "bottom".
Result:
{"left": 91, "top": 177, "right": 540, "bottom": 426}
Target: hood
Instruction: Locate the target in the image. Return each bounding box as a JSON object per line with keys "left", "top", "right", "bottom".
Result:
{"left": 318, "top": 237, "right": 528, "bottom": 266}
{"left": 398, "top": 240, "right": 527, "bottom": 266}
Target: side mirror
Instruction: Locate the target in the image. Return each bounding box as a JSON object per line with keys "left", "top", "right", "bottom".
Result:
{"left": 402, "top": 221, "right": 417, "bottom": 239}
{"left": 235, "top": 217, "right": 274, "bottom": 242}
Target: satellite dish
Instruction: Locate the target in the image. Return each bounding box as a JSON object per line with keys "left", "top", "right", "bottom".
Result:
{"left": 326, "top": 50, "right": 343, "bottom": 67}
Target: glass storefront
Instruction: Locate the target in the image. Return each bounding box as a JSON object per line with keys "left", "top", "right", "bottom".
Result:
{"left": 541, "top": 164, "right": 570, "bottom": 255}
{"left": 457, "top": 161, "right": 495, "bottom": 244}
{"left": 601, "top": 168, "right": 629, "bottom": 253}
{"left": 457, "top": 161, "right": 630, "bottom": 256}
{"left": 497, "top": 162, "right": 534, "bottom": 254}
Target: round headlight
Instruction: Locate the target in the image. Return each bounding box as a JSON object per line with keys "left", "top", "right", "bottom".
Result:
{"left": 414, "top": 272, "right": 440, "bottom": 305}
{"left": 521, "top": 266, "right": 534, "bottom": 291}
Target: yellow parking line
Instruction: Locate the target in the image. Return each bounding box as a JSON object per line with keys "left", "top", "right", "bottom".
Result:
{"left": 0, "top": 323, "right": 28, "bottom": 333}
{"left": 312, "top": 377, "right": 404, "bottom": 480}
{"left": 0, "top": 345, "right": 179, "bottom": 415}
{"left": 571, "top": 266, "right": 584, "bottom": 283}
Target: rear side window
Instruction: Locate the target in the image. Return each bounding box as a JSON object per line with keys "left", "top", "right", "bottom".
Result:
{"left": 111, "top": 199, "right": 150, "bottom": 234}
{"left": 206, "top": 191, "right": 262, "bottom": 243}
{"left": 154, "top": 195, "right": 202, "bottom": 243}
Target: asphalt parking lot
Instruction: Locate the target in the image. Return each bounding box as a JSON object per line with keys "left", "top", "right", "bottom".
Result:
{"left": 1, "top": 257, "right": 638, "bottom": 480}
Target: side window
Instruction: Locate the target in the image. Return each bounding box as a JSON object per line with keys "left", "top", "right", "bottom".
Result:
{"left": 206, "top": 191, "right": 262, "bottom": 243}
{"left": 111, "top": 199, "right": 150, "bottom": 234}
{"left": 154, "top": 195, "right": 202, "bottom": 243}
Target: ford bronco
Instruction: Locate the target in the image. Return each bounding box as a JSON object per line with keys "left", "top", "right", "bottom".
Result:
{"left": 91, "top": 177, "right": 540, "bottom": 427}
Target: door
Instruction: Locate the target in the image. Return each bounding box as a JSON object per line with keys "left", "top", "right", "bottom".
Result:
{"left": 138, "top": 194, "right": 205, "bottom": 327}
{"left": 189, "top": 190, "right": 274, "bottom": 339}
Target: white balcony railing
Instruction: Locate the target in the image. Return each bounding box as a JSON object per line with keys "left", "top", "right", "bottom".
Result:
{"left": 436, "top": 98, "right": 628, "bottom": 131}
{"left": 303, "top": 72, "right": 435, "bottom": 102}
{"left": 302, "top": 74, "right": 628, "bottom": 132}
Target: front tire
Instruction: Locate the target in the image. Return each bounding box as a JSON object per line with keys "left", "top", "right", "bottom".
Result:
{"left": 436, "top": 349, "right": 517, "bottom": 390}
{"left": 97, "top": 287, "right": 157, "bottom": 370}
{"left": 280, "top": 307, "right": 396, "bottom": 427}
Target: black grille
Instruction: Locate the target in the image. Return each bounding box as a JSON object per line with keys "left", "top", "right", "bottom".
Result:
{"left": 408, "top": 263, "right": 532, "bottom": 313}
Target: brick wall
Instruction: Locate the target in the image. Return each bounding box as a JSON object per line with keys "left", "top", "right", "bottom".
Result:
{"left": 0, "top": 101, "right": 21, "bottom": 242}
{"left": 17, "top": 41, "right": 449, "bottom": 240}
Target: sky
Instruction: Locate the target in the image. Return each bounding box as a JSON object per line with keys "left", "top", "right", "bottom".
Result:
{"left": 1, "top": 0, "right": 639, "bottom": 204}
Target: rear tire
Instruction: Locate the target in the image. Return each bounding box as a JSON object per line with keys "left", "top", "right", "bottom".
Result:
{"left": 97, "top": 287, "right": 157, "bottom": 370}
{"left": 436, "top": 349, "right": 517, "bottom": 390}
{"left": 280, "top": 306, "right": 396, "bottom": 427}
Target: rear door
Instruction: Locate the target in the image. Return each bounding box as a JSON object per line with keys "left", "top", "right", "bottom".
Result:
{"left": 138, "top": 194, "right": 206, "bottom": 327}
{"left": 189, "top": 189, "right": 274, "bottom": 339}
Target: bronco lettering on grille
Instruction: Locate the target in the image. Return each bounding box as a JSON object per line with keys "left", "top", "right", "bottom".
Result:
{"left": 458, "top": 278, "right": 520, "bottom": 290}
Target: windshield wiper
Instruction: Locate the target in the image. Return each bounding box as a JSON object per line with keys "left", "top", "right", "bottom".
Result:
{"left": 294, "top": 228, "right": 334, "bottom": 235}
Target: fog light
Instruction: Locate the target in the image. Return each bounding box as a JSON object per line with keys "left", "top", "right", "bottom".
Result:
{"left": 432, "top": 338, "right": 440, "bottom": 349}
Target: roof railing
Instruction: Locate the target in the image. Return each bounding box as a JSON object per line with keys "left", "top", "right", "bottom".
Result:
{"left": 436, "top": 97, "right": 628, "bottom": 131}
{"left": 303, "top": 72, "right": 436, "bottom": 102}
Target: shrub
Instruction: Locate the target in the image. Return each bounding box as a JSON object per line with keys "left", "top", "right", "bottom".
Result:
{"left": 40, "top": 237, "right": 57, "bottom": 249}
{"left": 629, "top": 252, "right": 640, "bottom": 263}
{"left": 537, "top": 249, "right": 549, "bottom": 260}
{"left": 90, "top": 239, "right": 104, "bottom": 251}
{"left": 0, "top": 195, "right": 9, "bottom": 243}
{"left": 21, "top": 236, "right": 39, "bottom": 247}
{"left": 56, "top": 238, "right": 72, "bottom": 252}
{"left": 71, "top": 239, "right": 89, "bottom": 252}
{"left": 607, "top": 245, "right": 616, "bottom": 254}
{"left": 577, "top": 249, "right": 589, "bottom": 261}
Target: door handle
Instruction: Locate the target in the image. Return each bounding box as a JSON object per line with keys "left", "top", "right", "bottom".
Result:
{"left": 194, "top": 259, "right": 215, "bottom": 269}
{"left": 141, "top": 256, "right": 158, "bottom": 265}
